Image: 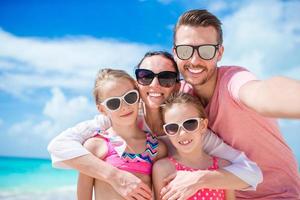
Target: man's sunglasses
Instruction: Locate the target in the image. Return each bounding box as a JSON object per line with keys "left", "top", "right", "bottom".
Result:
{"left": 163, "top": 118, "right": 203, "bottom": 136}
{"left": 101, "top": 89, "right": 139, "bottom": 111}
{"left": 174, "top": 44, "right": 219, "bottom": 60}
{"left": 135, "top": 69, "right": 178, "bottom": 88}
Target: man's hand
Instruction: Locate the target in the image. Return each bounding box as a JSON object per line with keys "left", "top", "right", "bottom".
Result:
{"left": 109, "top": 169, "right": 152, "bottom": 200}
{"left": 161, "top": 171, "right": 204, "bottom": 200}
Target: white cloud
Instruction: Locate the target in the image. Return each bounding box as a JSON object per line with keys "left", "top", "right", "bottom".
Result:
{"left": 8, "top": 87, "right": 97, "bottom": 140}
{"left": 0, "top": 73, "right": 92, "bottom": 98}
{"left": 207, "top": 0, "right": 229, "bottom": 13}
{"left": 219, "top": 0, "right": 300, "bottom": 79}
{"left": 0, "top": 59, "right": 19, "bottom": 70}
{"left": 43, "top": 87, "right": 95, "bottom": 127}
{"left": 0, "top": 28, "right": 159, "bottom": 98}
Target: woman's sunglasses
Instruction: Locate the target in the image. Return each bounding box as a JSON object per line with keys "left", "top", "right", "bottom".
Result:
{"left": 163, "top": 118, "right": 203, "bottom": 136}
{"left": 101, "top": 89, "right": 139, "bottom": 111}
{"left": 135, "top": 68, "right": 178, "bottom": 88}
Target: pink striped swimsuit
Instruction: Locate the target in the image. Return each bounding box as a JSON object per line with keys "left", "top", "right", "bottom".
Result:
{"left": 95, "top": 131, "right": 158, "bottom": 175}
{"left": 168, "top": 157, "right": 226, "bottom": 200}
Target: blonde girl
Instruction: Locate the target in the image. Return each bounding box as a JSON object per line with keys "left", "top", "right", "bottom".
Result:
{"left": 153, "top": 92, "right": 235, "bottom": 200}
{"left": 77, "top": 69, "right": 167, "bottom": 200}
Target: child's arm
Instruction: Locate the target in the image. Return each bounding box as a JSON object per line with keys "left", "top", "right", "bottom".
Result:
{"left": 77, "top": 173, "right": 94, "bottom": 200}
{"left": 152, "top": 158, "right": 175, "bottom": 200}
{"left": 77, "top": 137, "right": 108, "bottom": 200}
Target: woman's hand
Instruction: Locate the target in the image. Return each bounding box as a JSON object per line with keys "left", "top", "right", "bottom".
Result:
{"left": 160, "top": 171, "right": 203, "bottom": 200}
{"left": 109, "top": 169, "right": 152, "bottom": 200}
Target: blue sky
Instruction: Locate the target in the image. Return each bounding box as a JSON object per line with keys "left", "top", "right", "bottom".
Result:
{"left": 0, "top": 0, "right": 299, "bottom": 164}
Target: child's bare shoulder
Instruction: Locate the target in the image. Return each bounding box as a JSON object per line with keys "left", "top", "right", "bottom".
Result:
{"left": 153, "top": 157, "right": 175, "bottom": 174}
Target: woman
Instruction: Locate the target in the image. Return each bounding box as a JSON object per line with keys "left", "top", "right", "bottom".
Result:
{"left": 48, "top": 51, "right": 262, "bottom": 199}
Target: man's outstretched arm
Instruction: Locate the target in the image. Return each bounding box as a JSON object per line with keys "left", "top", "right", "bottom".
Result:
{"left": 239, "top": 76, "right": 300, "bottom": 118}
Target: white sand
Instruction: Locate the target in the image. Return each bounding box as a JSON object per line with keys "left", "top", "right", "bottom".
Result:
{"left": 0, "top": 186, "right": 76, "bottom": 200}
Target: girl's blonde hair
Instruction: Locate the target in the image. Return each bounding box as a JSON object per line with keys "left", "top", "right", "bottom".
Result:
{"left": 93, "top": 68, "right": 137, "bottom": 105}
{"left": 162, "top": 92, "right": 207, "bottom": 121}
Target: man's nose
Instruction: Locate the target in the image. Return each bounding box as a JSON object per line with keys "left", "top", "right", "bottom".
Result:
{"left": 190, "top": 49, "right": 204, "bottom": 65}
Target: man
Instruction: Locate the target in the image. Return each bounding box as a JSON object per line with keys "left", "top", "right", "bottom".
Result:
{"left": 161, "top": 9, "right": 300, "bottom": 199}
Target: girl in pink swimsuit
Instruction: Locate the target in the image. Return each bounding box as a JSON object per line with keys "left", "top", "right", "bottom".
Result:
{"left": 152, "top": 92, "right": 235, "bottom": 200}
{"left": 77, "top": 69, "right": 167, "bottom": 200}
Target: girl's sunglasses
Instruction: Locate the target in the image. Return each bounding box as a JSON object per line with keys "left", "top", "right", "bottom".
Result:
{"left": 101, "top": 89, "right": 139, "bottom": 111}
{"left": 163, "top": 118, "right": 203, "bottom": 136}
{"left": 135, "top": 68, "right": 178, "bottom": 88}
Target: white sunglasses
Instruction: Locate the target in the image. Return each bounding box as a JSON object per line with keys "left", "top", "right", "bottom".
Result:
{"left": 163, "top": 117, "right": 203, "bottom": 136}
{"left": 101, "top": 89, "right": 139, "bottom": 111}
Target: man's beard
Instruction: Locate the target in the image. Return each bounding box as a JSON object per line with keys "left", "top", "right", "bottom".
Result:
{"left": 183, "top": 63, "right": 209, "bottom": 86}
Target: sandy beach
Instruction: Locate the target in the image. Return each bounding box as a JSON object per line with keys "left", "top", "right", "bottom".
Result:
{"left": 0, "top": 186, "right": 76, "bottom": 200}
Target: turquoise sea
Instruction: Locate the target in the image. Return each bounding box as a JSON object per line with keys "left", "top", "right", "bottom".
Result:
{"left": 0, "top": 156, "right": 77, "bottom": 200}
